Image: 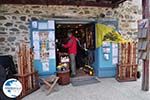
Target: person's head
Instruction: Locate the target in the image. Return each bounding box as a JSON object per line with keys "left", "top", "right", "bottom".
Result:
{"left": 67, "top": 31, "right": 73, "bottom": 38}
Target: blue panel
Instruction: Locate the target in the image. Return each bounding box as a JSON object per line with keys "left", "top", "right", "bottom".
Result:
{"left": 98, "top": 47, "right": 113, "bottom": 68}
{"left": 30, "top": 20, "right": 56, "bottom": 78}
{"left": 93, "top": 20, "right": 118, "bottom": 77}
{"left": 93, "top": 43, "right": 117, "bottom": 77}
{"left": 34, "top": 59, "right": 56, "bottom": 76}
{"left": 93, "top": 48, "right": 99, "bottom": 76}
{"left": 49, "top": 59, "right": 56, "bottom": 75}
{"left": 98, "top": 67, "right": 116, "bottom": 77}
{"left": 34, "top": 60, "right": 42, "bottom": 74}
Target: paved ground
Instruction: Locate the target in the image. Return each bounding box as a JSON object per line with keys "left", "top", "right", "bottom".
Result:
{"left": 23, "top": 78, "right": 150, "bottom": 100}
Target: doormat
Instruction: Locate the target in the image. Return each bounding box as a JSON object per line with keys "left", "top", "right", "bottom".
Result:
{"left": 71, "top": 76, "right": 100, "bottom": 86}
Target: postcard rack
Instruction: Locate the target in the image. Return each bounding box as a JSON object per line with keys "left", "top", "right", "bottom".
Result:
{"left": 116, "top": 42, "right": 138, "bottom": 82}
{"left": 16, "top": 42, "right": 39, "bottom": 99}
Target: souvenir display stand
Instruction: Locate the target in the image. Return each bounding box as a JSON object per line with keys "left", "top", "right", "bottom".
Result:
{"left": 116, "top": 42, "right": 137, "bottom": 82}
{"left": 30, "top": 20, "right": 56, "bottom": 77}
{"left": 16, "top": 42, "right": 39, "bottom": 99}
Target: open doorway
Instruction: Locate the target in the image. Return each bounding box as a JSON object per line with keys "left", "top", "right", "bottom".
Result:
{"left": 55, "top": 20, "right": 95, "bottom": 77}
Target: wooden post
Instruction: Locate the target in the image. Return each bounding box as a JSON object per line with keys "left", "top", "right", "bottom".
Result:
{"left": 16, "top": 42, "right": 39, "bottom": 99}
{"left": 142, "top": 0, "right": 150, "bottom": 91}
{"left": 142, "top": 60, "right": 149, "bottom": 91}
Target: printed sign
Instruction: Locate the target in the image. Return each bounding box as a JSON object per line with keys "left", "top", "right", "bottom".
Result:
{"left": 32, "top": 31, "right": 40, "bottom": 41}
{"left": 3, "top": 79, "right": 22, "bottom": 98}
{"left": 42, "top": 62, "right": 50, "bottom": 72}
{"left": 32, "top": 21, "right": 38, "bottom": 28}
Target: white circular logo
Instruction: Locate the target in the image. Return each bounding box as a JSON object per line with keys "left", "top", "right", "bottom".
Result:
{"left": 3, "top": 78, "right": 22, "bottom": 98}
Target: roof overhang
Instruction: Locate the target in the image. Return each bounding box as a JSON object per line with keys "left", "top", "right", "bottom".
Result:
{"left": 0, "top": 0, "right": 127, "bottom": 8}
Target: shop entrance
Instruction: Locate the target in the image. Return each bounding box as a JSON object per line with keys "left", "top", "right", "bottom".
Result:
{"left": 55, "top": 19, "right": 95, "bottom": 77}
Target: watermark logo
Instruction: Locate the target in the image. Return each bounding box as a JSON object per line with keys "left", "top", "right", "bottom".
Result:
{"left": 3, "top": 78, "right": 22, "bottom": 98}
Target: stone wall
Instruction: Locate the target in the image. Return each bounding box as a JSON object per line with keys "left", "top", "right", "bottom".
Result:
{"left": 0, "top": 0, "right": 142, "bottom": 60}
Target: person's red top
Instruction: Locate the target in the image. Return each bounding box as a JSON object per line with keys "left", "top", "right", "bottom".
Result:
{"left": 63, "top": 35, "right": 77, "bottom": 55}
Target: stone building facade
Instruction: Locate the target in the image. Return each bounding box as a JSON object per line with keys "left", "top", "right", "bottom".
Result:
{"left": 0, "top": 0, "right": 142, "bottom": 61}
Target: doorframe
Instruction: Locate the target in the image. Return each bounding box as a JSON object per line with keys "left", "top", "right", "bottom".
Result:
{"left": 54, "top": 18, "right": 96, "bottom": 75}
{"left": 52, "top": 18, "right": 96, "bottom": 24}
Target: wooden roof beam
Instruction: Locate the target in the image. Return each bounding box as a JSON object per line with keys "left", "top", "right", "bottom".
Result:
{"left": 112, "top": 0, "right": 127, "bottom": 5}
{"left": 111, "top": 0, "right": 127, "bottom": 8}
{"left": 0, "top": 0, "right": 127, "bottom": 8}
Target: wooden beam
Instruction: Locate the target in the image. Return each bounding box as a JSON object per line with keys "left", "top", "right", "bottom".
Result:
{"left": 112, "top": 0, "right": 126, "bottom": 5}
{"left": 142, "top": 0, "right": 149, "bottom": 91}
{"left": 142, "top": 0, "right": 150, "bottom": 18}
{"left": 0, "top": 0, "right": 126, "bottom": 7}
{"left": 142, "top": 60, "right": 149, "bottom": 91}
{"left": 111, "top": 0, "right": 127, "bottom": 8}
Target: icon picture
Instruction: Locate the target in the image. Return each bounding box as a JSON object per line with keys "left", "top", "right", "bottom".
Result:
{"left": 3, "top": 78, "right": 22, "bottom": 98}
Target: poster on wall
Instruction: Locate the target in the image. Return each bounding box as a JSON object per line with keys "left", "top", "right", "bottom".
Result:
{"left": 103, "top": 41, "right": 110, "bottom": 47}
{"left": 49, "top": 49, "right": 55, "bottom": 59}
{"left": 33, "top": 31, "right": 55, "bottom": 71}
{"left": 32, "top": 21, "right": 38, "bottom": 29}
{"left": 42, "top": 62, "right": 49, "bottom": 72}
{"left": 33, "top": 41, "right": 40, "bottom": 50}
{"left": 112, "top": 43, "right": 118, "bottom": 57}
{"left": 34, "top": 51, "right": 40, "bottom": 59}
{"left": 104, "top": 54, "right": 109, "bottom": 60}
{"left": 112, "top": 48, "right": 118, "bottom": 57}
{"left": 113, "top": 58, "right": 118, "bottom": 64}
{"left": 112, "top": 43, "right": 118, "bottom": 64}
{"left": 32, "top": 31, "right": 40, "bottom": 41}
{"left": 39, "top": 31, "right": 49, "bottom": 62}
{"left": 103, "top": 48, "right": 110, "bottom": 53}
{"left": 48, "top": 31, "right": 55, "bottom": 41}
{"left": 31, "top": 20, "right": 56, "bottom": 75}
{"left": 48, "top": 20, "right": 55, "bottom": 29}
{"left": 38, "top": 22, "right": 48, "bottom": 30}
{"left": 49, "top": 42, "right": 55, "bottom": 49}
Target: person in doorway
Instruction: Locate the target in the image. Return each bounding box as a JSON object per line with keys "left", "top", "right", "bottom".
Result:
{"left": 62, "top": 31, "right": 77, "bottom": 77}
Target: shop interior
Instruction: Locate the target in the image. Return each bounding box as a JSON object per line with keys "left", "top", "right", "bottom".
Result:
{"left": 55, "top": 21, "right": 95, "bottom": 77}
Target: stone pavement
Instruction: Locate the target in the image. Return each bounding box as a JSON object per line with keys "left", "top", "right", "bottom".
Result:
{"left": 23, "top": 78, "right": 150, "bottom": 100}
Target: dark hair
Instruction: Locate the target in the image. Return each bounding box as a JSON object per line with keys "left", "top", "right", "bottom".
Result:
{"left": 68, "top": 30, "right": 74, "bottom": 35}
{"left": 67, "top": 31, "right": 72, "bottom": 35}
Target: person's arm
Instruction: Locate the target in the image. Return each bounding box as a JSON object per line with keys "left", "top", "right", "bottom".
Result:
{"left": 63, "top": 39, "right": 73, "bottom": 48}
{"left": 76, "top": 38, "right": 82, "bottom": 48}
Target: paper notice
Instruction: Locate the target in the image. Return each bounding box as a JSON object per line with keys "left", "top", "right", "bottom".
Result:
{"left": 112, "top": 43, "right": 118, "bottom": 48}
{"left": 112, "top": 43, "right": 118, "bottom": 57}
{"left": 49, "top": 31, "right": 55, "bottom": 41}
{"left": 104, "top": 54, "right": 109, "bottom": 60}
{"left": 42, "top": 62, "right": 49, "bottom": 72}
{"left": 112, "top": 48, "right": 118, "bottom": 57}
{"left": 103, "top": 42, "right": 110, "bottom": 47}
{"left": 32, "top": 21, "right": 38, "bottom": 28}
{"left": 113, "top": 57, "right": 118, "bottom": 64}
{"left": 49, "top": 49, "right": 55, "bottom": 59}
{"left": 103, "top": 48, "right": 110, "bottom": 53}
{"left": 33, "top": 41, "right": 40, "bottom": 50}
{"left": 49, "top": 42, "right": 55, "bottom": 49}
{"left": 48, "top": 20, "right": 55, "bottom": 29}
{"left": 38, "top": 22, "right": 48, "bottom": 30}
{"left": 34, "top": 51, "right": 40, "bottom": 59}
{"left": 32, "top": 31, "right": 39, "bottom": 41}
